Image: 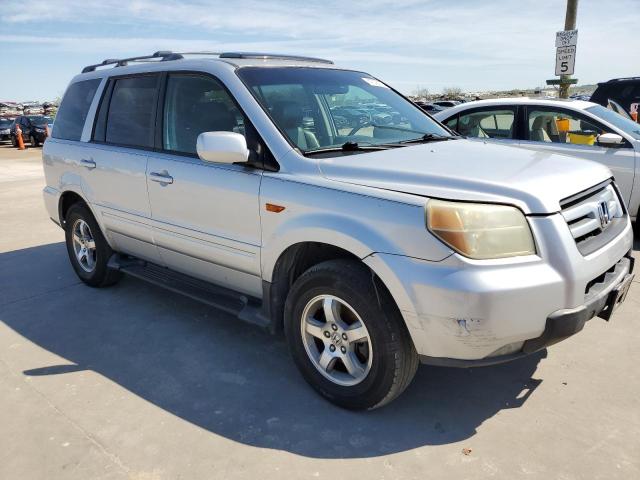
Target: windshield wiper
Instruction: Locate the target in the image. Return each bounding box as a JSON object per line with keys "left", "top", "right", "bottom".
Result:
{"left": 398, "top": 132, "right": 458, "bottom": 144}
{"left": 304, "top": 141, "right": 401, "bottom": 156}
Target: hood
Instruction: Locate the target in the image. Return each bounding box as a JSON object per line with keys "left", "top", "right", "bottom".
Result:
{"left": 317, "top": 139, "right": 612, "bottom": 214}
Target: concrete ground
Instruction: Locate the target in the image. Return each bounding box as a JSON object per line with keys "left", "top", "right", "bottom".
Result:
{"left": 0, "top": 143, "right": 638, "bottom": 480}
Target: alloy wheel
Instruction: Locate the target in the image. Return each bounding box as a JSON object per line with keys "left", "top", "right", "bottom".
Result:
{"left": 300, "top": 294, "right": 373, "bottom": 386}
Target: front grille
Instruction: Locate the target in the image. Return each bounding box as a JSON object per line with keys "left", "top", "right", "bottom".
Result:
{"left": 560, "top": 180, "right": 626, "bottom": 256}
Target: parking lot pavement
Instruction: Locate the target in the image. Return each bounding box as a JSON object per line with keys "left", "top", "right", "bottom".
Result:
{"left": 0, "top": 143, "right": 639, "bottom": 480}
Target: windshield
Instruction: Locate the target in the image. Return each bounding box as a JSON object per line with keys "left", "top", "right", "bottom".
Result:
{"left": 27, "top": 115, "right": 51, "bottom": 126}
{"left": 237, "top": 67, "right": 452, "bottom": 153}
{"left": 0, "top": 119, "right": 12, "bottom": 128}
{"left": 586, "top": 105, "right": 640, "bottom": 140}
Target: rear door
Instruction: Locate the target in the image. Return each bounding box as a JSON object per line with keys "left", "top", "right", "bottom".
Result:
{"left": 518, "top": 105, "right": 636, "bottom": 206}
{"left": 87, "top": 73, "right": 163, "bottom": 263}
{"left": 146, "top": 72, "right": 263, "bottom": 297}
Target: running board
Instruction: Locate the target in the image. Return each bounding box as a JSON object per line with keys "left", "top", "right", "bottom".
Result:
{"left": 107, "top": 254, "right": 270, "bottom": 329}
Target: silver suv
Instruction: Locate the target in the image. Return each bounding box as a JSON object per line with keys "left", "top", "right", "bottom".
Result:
{"left": 43, "top": 51, "right": 635, "bottom": 409}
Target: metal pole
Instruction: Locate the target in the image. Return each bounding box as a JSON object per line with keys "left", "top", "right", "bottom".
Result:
{"left": 559, "top": 0, "right": 579, "bottom": 98}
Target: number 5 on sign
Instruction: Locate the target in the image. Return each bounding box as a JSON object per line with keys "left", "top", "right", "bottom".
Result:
{"left": 555, "top": 46, "right": 576, "bottom": 76}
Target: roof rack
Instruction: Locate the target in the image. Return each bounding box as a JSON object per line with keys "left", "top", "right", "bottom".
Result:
{"left": 81, "top": 50, "right": 333, "bottom": 73}
{"left": 218, "top": 52, "right": 333, "bottom": 64}
{"left": 81, "top": 51, "right": 184, "bottom": 73}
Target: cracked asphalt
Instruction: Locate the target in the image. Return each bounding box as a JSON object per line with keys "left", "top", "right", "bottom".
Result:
{"left": 1, "top": 144, "right": 639, "bottom": 480}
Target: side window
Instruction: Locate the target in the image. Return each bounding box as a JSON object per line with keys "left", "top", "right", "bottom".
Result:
{"left": 163, "top": 74, "right": 245, "bottom": 155}
{"left": 527, "top": 108, "right": 608, "bottom": 146}
{"left": 444, "top": 116, "right": 458, "bottom": 132}
{"left": 106, "top": 75, "right": 159, "bottom": 148}
{"left": 52, "top": 79, "right": 101, "bottom": 141}
{"left": 458, "top": 109, "right": 515, "bottom": 139}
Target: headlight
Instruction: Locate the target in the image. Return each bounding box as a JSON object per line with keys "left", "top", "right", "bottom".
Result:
{"left": 426, "top": 199, "right": 536, "bottom": 259}
{"left": 34, "top": 127, "right": 45, "bottom": 132}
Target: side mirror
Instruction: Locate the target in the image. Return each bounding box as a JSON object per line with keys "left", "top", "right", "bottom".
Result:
{"left": 196, "top": 131, "right": 249, "bottom": 164}
{"left": 597, "top": 132, "right": 624, "bottom": 147}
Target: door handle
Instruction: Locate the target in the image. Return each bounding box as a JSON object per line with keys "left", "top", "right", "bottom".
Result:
{"left": 149, "top": 171, "right": 174, "bottom": 184}
{"left": 80, "top": 159, "right": 96, "bottom": 169}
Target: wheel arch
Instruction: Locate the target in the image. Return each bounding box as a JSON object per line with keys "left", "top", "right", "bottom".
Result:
{"left": 265, "top": 241, "right": 405, "bottom": 334}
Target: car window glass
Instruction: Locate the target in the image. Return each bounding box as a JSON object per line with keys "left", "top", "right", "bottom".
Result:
{"left": 527, "top": 108, "right": 609, "bottom": 146}
{"left": 254, "top": 83, "right": 326, "bottom": 149}
{"left": 106, "top": 75, "right": 158, "bottom": 148}
{"left": 457, "top": 109, "right": 514, "bottom": 139}
{"left": 239, "top": 67, "right": 450, "bottom": 152}
{"left": 444, "top": 116, "right": 458, "bottom": 131}
{"left": 51, "top": 79, "right": 101, "bottom": 141}
{"left": 163, "top": 74, "right": 245, "bottom": 155}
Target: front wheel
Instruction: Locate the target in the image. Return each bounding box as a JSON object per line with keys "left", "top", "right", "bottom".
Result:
{"left": 64, "top": 203, "right": 121, "bottom": 287}
{"left": 30, "top": 135, "right": 39, "bottom": 148}
{"left": 284, "top": 259, "right": 418, "bottom": 410}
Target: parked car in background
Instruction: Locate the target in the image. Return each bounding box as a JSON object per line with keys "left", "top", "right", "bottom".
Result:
{"left": 10, "top": 115, "right": 51, "bottom": 147}
{"left": 591, "top": 77, "right": 640, "bottom": 115}
{"left": 329, "top": 105, "right": 370, "bottom": 128}
{"left": 434, "top": 98, "right": 640, "bottom": 225}
{"left": 43, "top": 101, "right": 58, "bottom": 117}
{"left": 0, "top": 118, "right": 13, "bottom": 141}
{"left": 414, "top": 101, "right": 446, "bottom": 114}
{"left": 0, "top": 102, "right": 21, "bottom": 117}
{"left": 432, "top": 100, "right": 460, "bottom": 108}
{"left": 22, "top": 102, "right": 45, "bottom": 115}
{"left": 43, "top": 51, "right": 634, "bottom": 410}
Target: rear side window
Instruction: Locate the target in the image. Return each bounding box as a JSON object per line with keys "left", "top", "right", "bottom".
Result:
{"left": 457, "top": 108, "right": 515, "bottom": 139}
{"left": 52, "top": 79, "right": 100, "bottom": 141}
{"left": 105, "top": 75, "right": 159, "bottom": 148}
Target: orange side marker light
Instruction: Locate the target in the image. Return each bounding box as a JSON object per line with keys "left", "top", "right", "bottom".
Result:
{"left": 265, "top": 203, "right": 286, "bottom": 213}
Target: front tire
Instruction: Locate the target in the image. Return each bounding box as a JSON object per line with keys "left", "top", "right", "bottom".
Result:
{"left": 64, "top": 203, "right": 121, "bottom": 287}
{"left": 284, "top": 259, "right": 418, "bottom": 410}
{"left": 30, "top": 135, "right": 39, "bottom": 148}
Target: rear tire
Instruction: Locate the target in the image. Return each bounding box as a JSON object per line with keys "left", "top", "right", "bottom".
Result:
{"left": 284, "top": 259, "right": 418, "bottom": 410}
{"left": 64, "top": 203, "right": 121, "bottom": 287}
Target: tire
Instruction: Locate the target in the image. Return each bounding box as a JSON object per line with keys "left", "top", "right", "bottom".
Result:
{"left": 64, "top": 202, "right": 121, "bottom": 287}
{"left": 29, "top": 135, "right": 39, "bottom": 148}
{"left": 284, "top": 259, "right": 418, "bottom": 410}
{"left": 11, "top": 135, "right": 17, "bottom": 147}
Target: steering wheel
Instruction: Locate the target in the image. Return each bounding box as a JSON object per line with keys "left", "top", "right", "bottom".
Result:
{"left": 347, "top": 121, "right": 373, "bottom": 136}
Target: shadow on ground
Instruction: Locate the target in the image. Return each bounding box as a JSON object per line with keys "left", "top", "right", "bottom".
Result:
{"left": 2, "top": 242, "right": 548, "bottom": 458}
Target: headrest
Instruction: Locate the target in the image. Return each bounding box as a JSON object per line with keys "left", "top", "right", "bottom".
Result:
{"left": 271, "top": 101, "right": 303, "bottom": 128}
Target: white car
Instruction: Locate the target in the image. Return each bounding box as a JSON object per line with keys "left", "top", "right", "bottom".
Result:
{"left": 434, "top": 98, "right": 640, "bottom": 224}
{"left": 43, "top": 52, "right": 634, "bottom": 409}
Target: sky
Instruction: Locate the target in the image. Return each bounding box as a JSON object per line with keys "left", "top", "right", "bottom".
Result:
{"left": 1, "top": 0, "right": 639, "bottom": 102}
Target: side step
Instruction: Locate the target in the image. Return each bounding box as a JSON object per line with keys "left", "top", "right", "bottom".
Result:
{"left": 107, "top": 255, "right": 270, "bottom": 329}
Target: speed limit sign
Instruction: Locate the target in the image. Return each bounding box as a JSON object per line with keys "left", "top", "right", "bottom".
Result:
{"left": 555, "top": 46, "right": 576, "bottom": 76}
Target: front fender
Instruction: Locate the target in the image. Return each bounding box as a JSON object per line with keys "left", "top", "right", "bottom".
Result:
{"left": 260, "top": 175, "right": 453, "bottom": 281}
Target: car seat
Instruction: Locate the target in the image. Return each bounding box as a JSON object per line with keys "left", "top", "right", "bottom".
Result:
{"left": 271, "top": 101, "right": 320, "bottom": 150}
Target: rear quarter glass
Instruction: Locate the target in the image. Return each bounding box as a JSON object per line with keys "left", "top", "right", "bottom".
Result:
{"left": 52, "top": 79, "right": 101, "bottom": 141}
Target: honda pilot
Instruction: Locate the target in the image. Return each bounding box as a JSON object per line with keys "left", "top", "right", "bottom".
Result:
{"left": 42, "top": 51, "right": 635, "bottom": 409}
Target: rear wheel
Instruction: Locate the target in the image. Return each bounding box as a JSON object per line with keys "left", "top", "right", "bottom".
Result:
{"left": 284, "top": 259, "right": 418, "bottom": 410}
{"left": 64, "top": 203, "right": 121, "bottom": 287}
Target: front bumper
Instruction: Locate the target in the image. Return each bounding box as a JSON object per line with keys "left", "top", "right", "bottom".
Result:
{"left": 419, "top": 254, "right": 634, "bottom": 367}
{"left": 364, "top": 213, "right": 634, "bottom": 363}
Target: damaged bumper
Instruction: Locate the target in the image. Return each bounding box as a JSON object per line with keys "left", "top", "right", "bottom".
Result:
{"left": 364, "top": 214, "right": 634, "bottom": 365}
